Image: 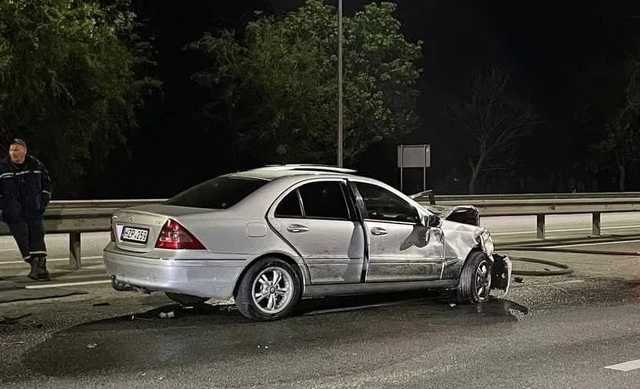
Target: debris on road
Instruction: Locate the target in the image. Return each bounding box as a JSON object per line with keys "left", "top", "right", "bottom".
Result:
{"left": 514, "top": 277, "right": 524, "bottom": 283}
{"left": 0, "top": 313, "right": 32, "bottom": 325}
{"left": 86, "top": 343, "right": 98, "bottom": 349}
{"left": 93, "top": 302, "right": 110, "bottom": 307}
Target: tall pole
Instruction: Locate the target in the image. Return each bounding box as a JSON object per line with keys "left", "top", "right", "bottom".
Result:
{"left": 337, "top": 0, "right": 343, "bottom": 167}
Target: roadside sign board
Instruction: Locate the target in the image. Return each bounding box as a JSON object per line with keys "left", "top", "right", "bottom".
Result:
{"left": 397, "top": 144, "right": 430, "bottom": 193}
{"left": 397, "top": 144, "right": 430, "bottom": 168}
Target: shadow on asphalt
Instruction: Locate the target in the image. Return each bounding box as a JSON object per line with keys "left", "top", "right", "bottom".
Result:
{"left": 89, "top": 289, "right": 528, "bottom": 325}
{"left": 21, "top": 291, "right": 528, "bottom": 378}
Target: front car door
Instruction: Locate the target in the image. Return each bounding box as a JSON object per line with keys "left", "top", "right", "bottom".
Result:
{"left": 268, "top": 179, "right": 365, "bottom": 284}
{"left": 352, "top": 181, "right": 444, "bottom": 282}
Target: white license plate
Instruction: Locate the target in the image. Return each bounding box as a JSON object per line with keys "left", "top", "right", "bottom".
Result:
{"left": 120, "top": 226, "right": 149, "bottom": 243}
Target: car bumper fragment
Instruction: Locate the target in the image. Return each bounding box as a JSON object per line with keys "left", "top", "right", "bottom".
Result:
{"left": 491, "top": 253, "right": 512, "bottom": 296}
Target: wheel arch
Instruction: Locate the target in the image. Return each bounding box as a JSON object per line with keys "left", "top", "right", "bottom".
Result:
{"left": 233, "top": 252, "right": 306, "bottom": 298}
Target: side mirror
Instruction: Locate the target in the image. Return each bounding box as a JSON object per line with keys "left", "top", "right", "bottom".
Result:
{"left": 422, "top": 214, "right": 441, "bottom": 228}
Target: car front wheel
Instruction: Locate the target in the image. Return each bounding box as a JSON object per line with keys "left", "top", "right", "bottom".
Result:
{"left": 235, "top": 257, "right": 301, "bottom": 321}
{"left": 457, "top": 251, "right": 492, "bottom": 304}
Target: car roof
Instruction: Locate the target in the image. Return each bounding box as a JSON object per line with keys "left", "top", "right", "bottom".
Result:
{"left": 229, "top": 165, "right": 359, "bottom": 181}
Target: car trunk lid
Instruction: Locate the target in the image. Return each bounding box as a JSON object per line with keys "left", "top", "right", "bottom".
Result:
{"left": 112, "top": 204, "right": 216, "bottom": 253}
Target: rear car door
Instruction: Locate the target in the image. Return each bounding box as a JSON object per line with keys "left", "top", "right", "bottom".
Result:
{"left": 268, "top": 179, "right": 365, "bottom": 284}
{"left": 353, "top": 181, "right": 444, "bottom": 282}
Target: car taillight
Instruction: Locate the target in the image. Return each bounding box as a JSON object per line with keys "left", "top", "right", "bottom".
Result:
{"left": 155, "top": 219, "right": 206, "bottom": 250}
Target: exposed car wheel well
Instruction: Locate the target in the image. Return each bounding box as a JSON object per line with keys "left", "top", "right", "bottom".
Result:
{"left": 233, "top": 253, "right": 304, "bottom": 298}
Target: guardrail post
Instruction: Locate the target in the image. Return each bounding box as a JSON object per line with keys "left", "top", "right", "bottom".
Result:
{"left": 69, "top": 232, "right": 81, "bottom": 269}
{"left": 536, "top": 214, "right": 545, "bottom": 239}
{"left": 592, "top": 212, "right": 601, "bottom": 236}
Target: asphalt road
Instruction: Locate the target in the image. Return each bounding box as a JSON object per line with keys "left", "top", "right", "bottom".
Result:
{"left": 1, "top": 213, "right": 640, "bottom": 388}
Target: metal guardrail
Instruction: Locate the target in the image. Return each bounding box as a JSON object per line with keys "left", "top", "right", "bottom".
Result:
{"left": 413, "top": 191, "right": 640, "bottom": 240}
{"left": 0, "top": 200, "right": 165, "bottom": 269}
{"left": 4, "top": 193, "right": 639, "bottom": 270}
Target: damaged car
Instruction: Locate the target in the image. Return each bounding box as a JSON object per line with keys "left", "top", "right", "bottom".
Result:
{"left": 104, "top": 165, "right": 511, "bottom": 321}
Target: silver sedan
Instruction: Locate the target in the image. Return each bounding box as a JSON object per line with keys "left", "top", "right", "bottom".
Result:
{"left": 104, "top": 165, "right": 511, "bottom": 321}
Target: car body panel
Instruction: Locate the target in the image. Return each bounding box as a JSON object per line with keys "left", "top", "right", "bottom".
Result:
{"left": 363, "top": 220, "right": 444, "bottom": 282}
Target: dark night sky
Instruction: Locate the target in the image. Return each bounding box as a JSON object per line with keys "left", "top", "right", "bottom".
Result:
{"left": 105, "top": 0, "right": 640, "bottom": 197}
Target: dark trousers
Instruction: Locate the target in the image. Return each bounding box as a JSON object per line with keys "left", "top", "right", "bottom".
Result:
{"left": 8, "top": 220, "right": 47, "bottom": 261}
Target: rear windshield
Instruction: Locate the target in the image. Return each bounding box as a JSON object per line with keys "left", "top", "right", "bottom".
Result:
{"left": 166, "top": 176, "right": 268, "bottom": 209}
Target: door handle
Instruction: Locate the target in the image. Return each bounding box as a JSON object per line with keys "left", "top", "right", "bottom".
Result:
{"left": 370, "top": 227, "right": 388, "bottom": 236}
{"left": 287, "top": 224, "right": 309, "bottom": 233}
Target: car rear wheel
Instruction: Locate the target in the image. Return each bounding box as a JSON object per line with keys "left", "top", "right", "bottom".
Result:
{"left": 165, "top": 292, "right": 208, "bottom": 307}
{"left": 235, "top": 257, "right": 301, "bottom": 321}
{"left": 457, "top": 251, "right": 492, "bottom": 304}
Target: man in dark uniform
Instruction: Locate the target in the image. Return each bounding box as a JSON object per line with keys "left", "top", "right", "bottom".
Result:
{"left": 0, "top": 139, "right": 52, "bottom": 280}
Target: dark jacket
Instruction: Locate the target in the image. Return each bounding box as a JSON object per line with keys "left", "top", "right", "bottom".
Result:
{"left": 0, "top": 155, "right": 52, "bottom": 223}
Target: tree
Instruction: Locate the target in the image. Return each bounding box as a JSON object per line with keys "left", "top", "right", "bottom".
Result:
{"left": 449, "top": 67, "right": 538, "bottom": 194}
{"left": 0, "top": 0, "right": 159, "bottom": 197}
{"left": 597, "top": 57, "right": 640, "bottom": 191}
{"left": 190, "top": 0, "right": 422, "bottom": 166}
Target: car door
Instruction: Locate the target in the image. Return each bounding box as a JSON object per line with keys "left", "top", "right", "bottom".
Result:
{"left": 268, "top": 179, "right": 365, "bottom": 284}
{"left": 353, "top": 181, "right": 444, "bottom": 282}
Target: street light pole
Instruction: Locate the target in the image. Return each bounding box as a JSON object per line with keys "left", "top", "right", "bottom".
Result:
{"left": 337, "top": 0, "right": 343, "bottom": 167}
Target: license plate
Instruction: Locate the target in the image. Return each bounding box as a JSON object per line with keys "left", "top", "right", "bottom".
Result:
{"left": 120, "top": 226, "right": 149, "bottom": 243}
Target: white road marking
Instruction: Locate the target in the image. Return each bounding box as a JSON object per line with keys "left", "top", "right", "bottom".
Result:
{"left": 25, "top": 280, "right": 110, "bottom": 289}
{"left": 492, "top": 225, "right": 640, "bottom": 236}
{"left": 605, "top": 359, "right": 640, "bottom": 372}
{"left": 0, "top": 255, "right": 103, "bottom": 265}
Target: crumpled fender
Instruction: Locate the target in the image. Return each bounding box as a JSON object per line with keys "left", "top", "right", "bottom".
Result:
{"left": 439, "top": 220, "right": 512, "bottom": 297}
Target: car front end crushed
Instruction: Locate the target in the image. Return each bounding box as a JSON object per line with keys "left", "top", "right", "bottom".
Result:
{"left": 476, "top": 227, "right": 512, "bottom": 296}
{"left": 439, "top": 217, "right": 512, "bottom": 297}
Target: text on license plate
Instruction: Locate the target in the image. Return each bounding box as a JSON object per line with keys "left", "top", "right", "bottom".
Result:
{"left": 121, "top": 226, "right": 149, "bottom": 243}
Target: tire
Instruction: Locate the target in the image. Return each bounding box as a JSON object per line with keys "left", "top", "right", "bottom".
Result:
{"left": 235, "top": 257, "right": 301, "bottom": 321}
{"left": 165, "top": 292, "right": 208, "bottom": 307}
{"left": 456, "top": 251, "right": 492, "bottom": 304}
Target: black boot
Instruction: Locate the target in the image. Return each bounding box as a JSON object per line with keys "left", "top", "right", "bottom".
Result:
{"left": 35, "top": 257, "right": 50, "bottom": 281}
{"left": 26, "top": 257, "right": 39, "bottom": 280}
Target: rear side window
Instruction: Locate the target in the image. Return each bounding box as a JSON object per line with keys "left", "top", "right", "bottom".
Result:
{"left": 298, "top": 181, "right": 349, "bottom": 220}
{"left": 275, "top": 190, "right": 303, "bottom": 218}
{"left": 166, "top": 176, "right": 268, "bottom": 209}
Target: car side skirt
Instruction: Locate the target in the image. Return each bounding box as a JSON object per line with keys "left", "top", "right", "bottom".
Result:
{"left": 303, "top": 279, "right": 458, "bottom": 298}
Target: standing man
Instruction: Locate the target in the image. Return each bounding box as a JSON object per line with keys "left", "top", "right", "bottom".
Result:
{"left": 0, "top": 139, "right": 52, "bottom": 280}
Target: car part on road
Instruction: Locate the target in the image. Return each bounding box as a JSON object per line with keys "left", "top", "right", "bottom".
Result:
{"left": 510, "top": 256, "right": 573, "bottom": 276}
{"left": 457, "top": 251, "right": 492, "bottom": 304}
{"left": 497, "top": 242, "right": 640, "bottom": 276}
{"left": 165, "top": 292, "right": 208, "bottom": 307}
{"left": 235, "top": 257, "right": 301, "bottom": 321}
{"left": 499, "top": 246, "right": 640, "bottom": 257}
{"left": 0, "top": 313, "right": 31, "bottom": 325}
